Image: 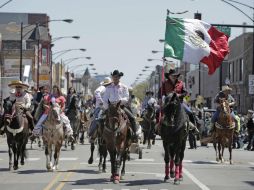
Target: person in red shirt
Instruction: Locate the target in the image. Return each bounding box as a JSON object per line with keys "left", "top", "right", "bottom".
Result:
{"left": 51, "top": 85, "right": 74, "bottom": 141}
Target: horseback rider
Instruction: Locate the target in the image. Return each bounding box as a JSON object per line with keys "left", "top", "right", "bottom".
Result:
{"left": 0, "top": 80, "right": 35, "bottom": 134}
{"left": 88, "top": 77, "right": 112, "bottom": 137}
{"left": 157, "top": 68, "right": 197, "bottom": 133}
{"left": 209, "top": 85, "right": 237, "bottom": 133}
{"left": 66, "top": 87, "right": 77, "bottom": 112}
{"left": 103, "top": 70, "right": 138, "bottom": 142}
{"left": 32, "top": 85, "right": 74, "bottom": 142}
{"left": 141, "top": 91, "right": 155, "bottom": 114}
{"left": 128, "top": 87, "right": 141, "bottom": 117}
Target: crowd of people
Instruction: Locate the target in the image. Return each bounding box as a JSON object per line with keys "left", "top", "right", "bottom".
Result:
{"left": 0, "top": 68, "right": 254, "bottom": 151}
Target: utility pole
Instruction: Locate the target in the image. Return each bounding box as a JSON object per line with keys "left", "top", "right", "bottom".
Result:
{"left": 194, "top": 12, "right": 202, "bottom": 95}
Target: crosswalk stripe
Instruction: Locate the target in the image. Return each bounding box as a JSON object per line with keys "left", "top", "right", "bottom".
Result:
{"left": 59, "top": 157, "right": 78, "bottom": 161}
{"left": 249, "top": 162, "right": 254, "bottom": 165}
{"left": 27, "top": 158, "right": 40, "bottom": 161}
{"left": 133, "top": 158, "right": 154, "bottom": 162}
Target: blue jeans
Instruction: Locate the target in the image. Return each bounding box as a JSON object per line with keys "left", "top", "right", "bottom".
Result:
{"left": 182, "top": 102, "right": 192, "bottom": 115}
{"left": 211, "top": 109, "right": 236, "bottom": 123}
{"left": 88, "top": 107, "right": 101, "bottom": 137}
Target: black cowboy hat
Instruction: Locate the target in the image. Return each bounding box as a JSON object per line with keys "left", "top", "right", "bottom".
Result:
{"left": 111, "top": 70, "right": 124, "bottom": 77}
{"left": 165, "top": 69, "right": 180, "bottom": 79}
{"left": 146, "top": 90, "right": 154, "bottom": 96}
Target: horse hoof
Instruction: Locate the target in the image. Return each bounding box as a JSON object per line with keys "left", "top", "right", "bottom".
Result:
{"left": 179, "top": 176, "right": 183, "bottom": 181}
{"left": 164, "top": 176, "right": 169, "bottom": 182}
{"left": 216, "top": 158, "right": 219, "bottom": 162}
{"left": 174, "top": 179, "right": 180, "bottom": 185}
{"left": 230, "top": 160, "right": 233, "bottom": 165}
{"left": 9, "top": 165, "right": 13, "bottom": 171}
{"left": 110, "top": 175, "right": 114, "bottom": 182}
{"left": 88, "top": 158, "right": 93, "bottom": 164}
{"left": 13, "top": 165, "right": 18, "bottom": 170}
{"left": 120, "top": 175, "right": 125, "bottom": 180}
{"left": 71, "top": 144, "right": 75, "bottom": 150}
{"left": 113, "top": 175, "right": 120, "bottom": 184}
{"left": 21, "top": 161, "right": 25, "bottom": 165}
{"left": 102, "top": 169, "right": 107, "bottom": 173}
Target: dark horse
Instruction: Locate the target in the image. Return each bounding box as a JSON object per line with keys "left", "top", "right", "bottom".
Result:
{"left": 66, "top": 95, "right": 81, "bottom": 150}
{"left": 161, "top": 93, "right": 189, "bottom": 185}
{"left": 141, "top": 103, "right": 156, "bottom": 149}
{"left": 88, "top": 115, "right": 108, "bottom": 173}
{"left": 103, "top": 101, "right": 132, "bottom": 184}
{"left": 3, "top": 98, "right": 29, "bottom": 170}
{"left": 213, "top": 98, "right": 235, "bottom": 164}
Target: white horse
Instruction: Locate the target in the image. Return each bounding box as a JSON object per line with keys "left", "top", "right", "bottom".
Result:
{"left": 42, "top": 102, "right": 64, "bottom": 171}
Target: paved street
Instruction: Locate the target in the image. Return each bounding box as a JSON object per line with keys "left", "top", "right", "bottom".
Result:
{"left": 0, "top": 136, "right": 253, "bottom": 190}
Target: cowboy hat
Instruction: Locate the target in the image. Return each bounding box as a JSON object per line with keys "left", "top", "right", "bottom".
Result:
{"left": 222, "top": 85, "right": 232, "bottom": 91}
{"left": 111, "top": 70, "right": 124, "bottom": 77}
{"left": 8, "top": 80, "right": 29, "bottom": 89}
{"left": 165, "top": 69, "right": 180, "bottom": 79}
{"left": 100, "top": 77, "right": 112, "bottom": 85}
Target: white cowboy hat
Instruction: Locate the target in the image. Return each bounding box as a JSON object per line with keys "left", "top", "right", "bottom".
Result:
{"left": 8, "top": 80, "right": 29, "bottom": 89}
{"left": 100, "top": 77, "right": 112, "bottom": 85}
{"left": 222, "top": 85, "right": 232, "bottom": 91}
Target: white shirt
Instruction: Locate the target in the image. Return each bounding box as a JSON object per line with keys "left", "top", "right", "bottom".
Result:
{"left": 10, "top": 91, "right": 31, "bottom": 109}
{"left": 103, "top": 82, "right": 129, "bottom": 109}
{"left": 94, "top": 85, "right": 106, "bottom": 108}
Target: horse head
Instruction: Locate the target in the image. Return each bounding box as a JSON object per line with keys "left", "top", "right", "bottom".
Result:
{"left": 163, "top": 92, "right": 181, "bottom": 126}
{"left": 70, "top": 95, "right": 80, "bottom": 110}
{"left": 3, "top": 98, "right": 16, "bottom": 126}
{"left": 49, "top": 102, "right": 62, "bottom": 124}
{"left": 218, "top": 98, "right": 232, "bottom": 126}
{"left": 145, "top": 103, "right": 155, "bottom": 120}
{"left": 106, "top": 100, "right": 122, "bottom": 130}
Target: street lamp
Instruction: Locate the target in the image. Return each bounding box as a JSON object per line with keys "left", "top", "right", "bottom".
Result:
{"left": 68, "top": 63, "right": 94, "bottom": 71}
{"left": 53, "top": 48, "right": 86, "bottom": 60}
{"left": 151, "top": 50, "right": 163, "bottom": 54}
{"left": 63, "top": 56, "right": 92, "bottom": 66}
{"left": 10, "top": 18, "right": 74, "bottom": 82}
{"left": 52, "top": 35, "right": 80, "bottom": 42}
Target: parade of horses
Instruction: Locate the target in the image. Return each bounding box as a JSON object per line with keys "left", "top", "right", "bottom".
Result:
{"left": 0, "top": 1, "right": 254, "bottom": 190}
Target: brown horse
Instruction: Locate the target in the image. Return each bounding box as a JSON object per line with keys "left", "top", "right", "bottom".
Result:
{"left": 42, "top": 102, "right": 64, "bottom": 171}
{"left": 3, "top": 98, "right": 29, "bottom": 170}
{"left": 140, "top": 103, "right": 156, "bottom": 149}
{"left": 103, "top": 101, "right": 132, "bottom": 184}
{"left": 213, "top": 98, "right": 235, "bottom": 164}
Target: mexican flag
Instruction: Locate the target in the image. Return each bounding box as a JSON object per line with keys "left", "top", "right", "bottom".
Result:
{"left": 164, "top": 17, "right": 229, "bottom": 75}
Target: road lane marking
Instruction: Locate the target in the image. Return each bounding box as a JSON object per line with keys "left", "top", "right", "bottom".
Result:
{"left": 133, "top": 158, "right": 154, "bottom": 162}
{"left": 43, "top": 172, "right": 63, "bottom": 190}
{"left": 249, "top": 162, "right": 254, "bottom": 165}
{"left": 27, "top": 158, "right": 40, "bottom": 161}
{"left": 55, "top": 163, "right": 78, "bottom": 190}
{"left": 183, "top": 168, "right": 210, "bottom": 190}
{"left": 59, "top": 157, "right": 78, "bottom": 161}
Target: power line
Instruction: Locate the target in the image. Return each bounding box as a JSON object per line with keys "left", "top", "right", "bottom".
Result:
{"left": 0, "top": 0, "right": 13, "bottom": 9}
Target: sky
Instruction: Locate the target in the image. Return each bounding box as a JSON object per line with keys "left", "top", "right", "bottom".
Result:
{"left": 1, "top": 0, "right": 253, "bottom": 86}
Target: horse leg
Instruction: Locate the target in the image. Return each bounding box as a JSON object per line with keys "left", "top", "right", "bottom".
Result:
{"left": 143, "top": 131, "right": 146, "bottom": 145}
{"left": 229, "top": 136, "right": 233, "bottom": 164}
{"left": 114, "top": 152, "right": 122, "bottom": 184}
{"left": 88, "top": 142, "right": 95, "bottom": 164}
{"left": 45, "top": 144, "right": 52, "bottom": 171}
{"left": 179, "top": 140, "right": 186, "bottom": 181}
{"left": 120, "top": 150, "right": 127, "bottom": 180}
{"left": 20, "top": 143, "right": 26, "bottom": 165}
{"left": 174, "top": 152, "right": 181, "bottom": 185}
{"left": 213, "top": 139, "right": 219, "bottom": 162}
{"left": 169, "top": 146, "right": 175, "bottom": 178}
{"left": 8, "top": 144, "right": 13, "bottom": 170}
{"left": 13, "top": 143, "right": 19, "bottom": 170}
{"left": 218, "top": 142, "right": 222, "bottom": 163}
{"left": 98, "top": 144, "right": 103, "bottom": 172}
{"left": 221, "top": 142, "right": 225, "bottom": 163}
{"left": 163, "top": 141, "right": 170, "bottom": 182}
{"left": 53, "top": 142, "right": 61, "bottom": 170}
{"left": 109, "top": 150, "right": 115, "bottom": 181}
{"left": 101, "top": 144, "right": 107, "bottom": 173}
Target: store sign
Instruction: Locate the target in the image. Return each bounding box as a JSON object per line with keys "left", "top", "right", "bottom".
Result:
{"left": 4, "top": 59, "right": 32, "bottom": 77}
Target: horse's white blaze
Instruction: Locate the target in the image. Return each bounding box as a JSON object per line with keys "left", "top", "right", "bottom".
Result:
{"left": 27, "top": 158, "right": 40, "bottom": 161}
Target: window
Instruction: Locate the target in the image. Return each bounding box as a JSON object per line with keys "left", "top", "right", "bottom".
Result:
{"left": 239, "top": 58, "right": 243, "bottom": 81}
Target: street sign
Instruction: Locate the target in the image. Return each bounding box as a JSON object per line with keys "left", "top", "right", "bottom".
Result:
{"left": 216, "top": 26, "right": 231, "bottom": 37}
{"left": 248, "top": 75, "right": 254, "bottom": 95}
